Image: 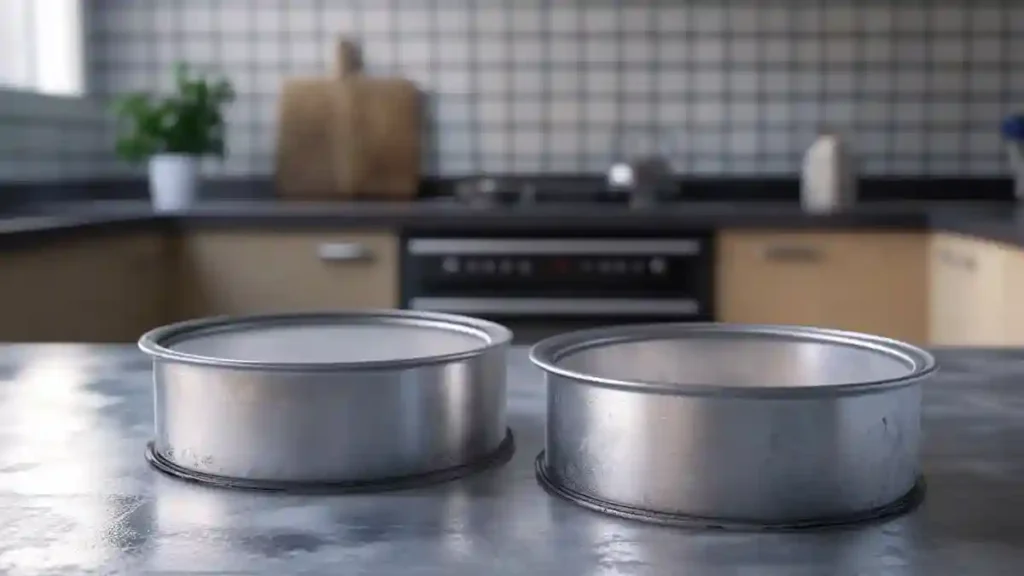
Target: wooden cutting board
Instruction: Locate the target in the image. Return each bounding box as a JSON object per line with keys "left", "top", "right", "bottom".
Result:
{"left": 275, "top": 78, "right": 355, "bottom": 200}
{"left": 275, "top": 39, "right": 363, "bottom": 201}
{"left": 276, "top": 38, "right": 421, "bottom": 201}
{"left": 330, "top": 76, "right": 422, "bottom": 200}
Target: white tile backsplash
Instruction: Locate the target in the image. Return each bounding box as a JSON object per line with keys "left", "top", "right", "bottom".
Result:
{"left": 548, "top": 99, "right": 582, "bottom": 125}
{"left": 0, "top": 87, "right": 112, "bottom": 182}
{"left": 547, "top": 131, "right": 579, "bottom": 156}
{"left": 1, "top": 0, "right": 1014, "bottom": 183}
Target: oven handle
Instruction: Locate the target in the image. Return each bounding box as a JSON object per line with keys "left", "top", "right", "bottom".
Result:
{"left": 408, "top": 297, "right": 700, "bottom": 316}
{"left": 407, "top": 239, "right": 702, "bottom": 256}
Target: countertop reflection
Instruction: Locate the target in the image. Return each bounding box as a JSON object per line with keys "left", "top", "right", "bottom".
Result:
{"left": 0, "top": 344, "right": 1021, "bottom": 575}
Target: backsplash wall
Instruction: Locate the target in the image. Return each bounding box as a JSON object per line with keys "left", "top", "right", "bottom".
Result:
{"left": 86, "top": 0, "right": 1024, "bottom": 178}
{"left": 0, "top": 91, "right": 110, "bottom": 183}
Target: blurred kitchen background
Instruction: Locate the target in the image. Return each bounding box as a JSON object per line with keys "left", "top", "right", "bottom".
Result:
{"left": 2, "top": 0, "right": 1024, "bottom": 349}
{"left": 2, "top": 0, "right": 1022, "bottom": 183}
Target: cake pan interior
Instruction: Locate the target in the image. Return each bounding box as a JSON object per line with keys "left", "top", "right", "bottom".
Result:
{"left": 164, "top": 315, "right": 494, "bottom": 366}
{"left": 535, "top": 323, "right": 933, "bottom": 394}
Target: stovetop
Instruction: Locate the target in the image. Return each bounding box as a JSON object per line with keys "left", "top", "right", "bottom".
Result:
{"left": 415, "top": 176, "right": 1017, "bottom": 205}
{"left": 431, "top": 176, "right": 678, "bottom": 207}
{"left": 422, "top": 192, "right": 641, "bottom": 207}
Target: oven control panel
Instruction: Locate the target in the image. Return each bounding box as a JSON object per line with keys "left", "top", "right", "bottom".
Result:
{"left": 402, "top": 234, "right": 715, "bottom": 321}
{"left": 403, "top": 237, "right": 712, "bottom": 297}
{"left": 436, "top": 255, "right": 670, "bottom": 278}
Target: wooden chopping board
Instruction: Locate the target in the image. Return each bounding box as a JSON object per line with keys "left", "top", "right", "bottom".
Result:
{"left": 276, "top": 38, "right": 422, "bottom": 201}
{"left": 330, "top": 76, "right": 422, "bottom": 200}
{"left": 275, "top": 78, "right": 355, "bottom": 200}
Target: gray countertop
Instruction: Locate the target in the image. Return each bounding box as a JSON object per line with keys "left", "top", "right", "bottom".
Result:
{"left": 1, "top": 344, "right": 1022, "bottom": 575}
{"left": 5, "top": 199, "right": 1024, "bottom": 247}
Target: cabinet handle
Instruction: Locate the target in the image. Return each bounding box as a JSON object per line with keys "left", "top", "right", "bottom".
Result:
{"left": 317, "top": 242, "right": 374, "bottom": 263}
{"left": 762, "top": 245, "right": 824, "bottom": 263}
{"left": 938, "top": 250, "right": 957, "bottom": 268}
{"left": 939, "top": 249, "right": 976, "bottom": 271}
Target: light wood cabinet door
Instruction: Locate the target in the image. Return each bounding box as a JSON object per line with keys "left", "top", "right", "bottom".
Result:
{"left": 0, "top": 232, "right": 168, "bottom": 342}
{"left": 1001, "top": 246, "right": 1024, "bottom": 346}
{"left": 177, "top": 230, "right": 399, "bottom": 318}
{"left": 716, "top": 232, "right": 827, "bottom": 328}
{"left": 929, "top": 234, "right": 1008, "bottom": 347}
{"left": 717, "top": 231, "right": 928, "bottom": 343}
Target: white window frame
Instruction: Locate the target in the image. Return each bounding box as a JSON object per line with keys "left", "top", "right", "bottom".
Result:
{"left": 0, "top": 0, "right": 85, "bottom": 97}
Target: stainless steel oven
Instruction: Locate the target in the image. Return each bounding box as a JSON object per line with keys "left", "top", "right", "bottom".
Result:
{"left": 401, "top": 232, "right": 714, "bottom": 343}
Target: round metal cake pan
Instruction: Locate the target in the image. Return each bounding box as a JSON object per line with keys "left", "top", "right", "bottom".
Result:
{"left": 139, "top": 310, "right": 513, "bottom": 491}
{"left": 530, "top": 323, "right": 936, "bottom": 529}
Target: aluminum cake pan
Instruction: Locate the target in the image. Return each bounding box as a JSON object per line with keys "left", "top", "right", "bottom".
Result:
{"left": 140, "top": 310, "right": 513, "bottom": 491}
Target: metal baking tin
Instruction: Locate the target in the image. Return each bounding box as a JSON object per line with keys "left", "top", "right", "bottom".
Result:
{"left": 139, "top": 310, "right": 513, "bottom": 492}
{"left": 530, "top": 323, "right": 936, "bottom": 530}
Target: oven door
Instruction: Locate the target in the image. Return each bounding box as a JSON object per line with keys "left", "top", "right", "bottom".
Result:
{"left": 402, "top": 234, "right": 714, "bottom": 344}
{"left": 407, "top": 297, "right": 702, "bottom": 344}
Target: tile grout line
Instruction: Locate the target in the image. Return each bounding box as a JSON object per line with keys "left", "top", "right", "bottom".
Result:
{"left": 71, "top": 0, "right": 1022, "bottom": 180}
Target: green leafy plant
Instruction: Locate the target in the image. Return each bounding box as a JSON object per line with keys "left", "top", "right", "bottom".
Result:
{"left": 112, "top": 63, "right": 235, "bottom": 163}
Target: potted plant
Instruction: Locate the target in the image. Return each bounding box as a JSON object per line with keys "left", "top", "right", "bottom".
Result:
{"left": 113, "top": 63, "right": 235, "bottom": 211}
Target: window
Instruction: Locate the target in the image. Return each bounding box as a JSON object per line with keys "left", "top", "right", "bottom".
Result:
{"left": 0, "top": 0, "right": 85, "bottom": 96}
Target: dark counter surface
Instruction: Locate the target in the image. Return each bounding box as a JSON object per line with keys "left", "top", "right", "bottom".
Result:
{"left": 0, "top": 344, "right": 1022, "bottom": 575}
{"left": 3, "top": 199, "right": 1024, "bottom": 246}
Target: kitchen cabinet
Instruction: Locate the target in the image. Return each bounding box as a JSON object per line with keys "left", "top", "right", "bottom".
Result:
{"left": 930, "top": 233, "right": 1024, "bottom": 347}
{"left": 929, "top": 234, "right": 1007, "bottom": 346}
{"left": 176, "top": 230, "right": 399, "bottom": 318}
{"left": 0, "top": 232, "right": 168, "bottom": 342}
{"left": 716, "top": 231, "right": 928, "bottom": 343}
{"left": 1001, "top": 245, "right": 1024, "bottom": 346}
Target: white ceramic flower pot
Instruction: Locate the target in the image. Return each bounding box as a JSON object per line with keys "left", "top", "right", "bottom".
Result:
{"left": 149, "top": 154, "right": 200, "bottom": 211}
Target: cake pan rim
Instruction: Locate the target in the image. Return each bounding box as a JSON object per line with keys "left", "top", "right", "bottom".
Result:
{"left": 529, "top": 322, "right": 936, "bottom": 398}
{"left": 139, "top": 309, "right": 513, "bottom": 372}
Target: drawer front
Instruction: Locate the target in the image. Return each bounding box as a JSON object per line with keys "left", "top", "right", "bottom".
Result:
{"left": 716, "top": 232, "right": 829, "bottom": 327}
{"left": 718, "top": 231, "right": 927, "bottom": 343}
{"left": 1002, "top": 246, "right": 1024, "bottom": 346}
{"left": 816, "top": 233, "right": 927, "bottom": 343}
{"left": 0, "top": 233, "right": 168, "bottom": 342}
{"left": 929, "top": 234, "right": 1006, "bottom": 346}
{"left": 179, "top": 231, "right": 399, "bottom": 317}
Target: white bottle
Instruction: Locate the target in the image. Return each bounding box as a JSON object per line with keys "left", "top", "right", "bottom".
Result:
{"left": 801, "top": 133, "right": 857, "bottom": 214}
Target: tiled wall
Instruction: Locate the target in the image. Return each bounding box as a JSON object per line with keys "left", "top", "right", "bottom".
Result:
{"left": 86, "top": 0, "right": 1024, "bottom": 178}
{"left": 0, "top": 3, "right": 108, "bottom": 184}
{"left": 0, "top": 91, "right": 110, "bottom": 183}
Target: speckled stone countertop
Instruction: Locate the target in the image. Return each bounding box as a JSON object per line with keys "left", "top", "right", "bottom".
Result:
{"left": 4, "top": 199, "right": 1024, "bottom": 246}
{"left": 0, "top": 345, "right": 1022, "bottom": 575}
